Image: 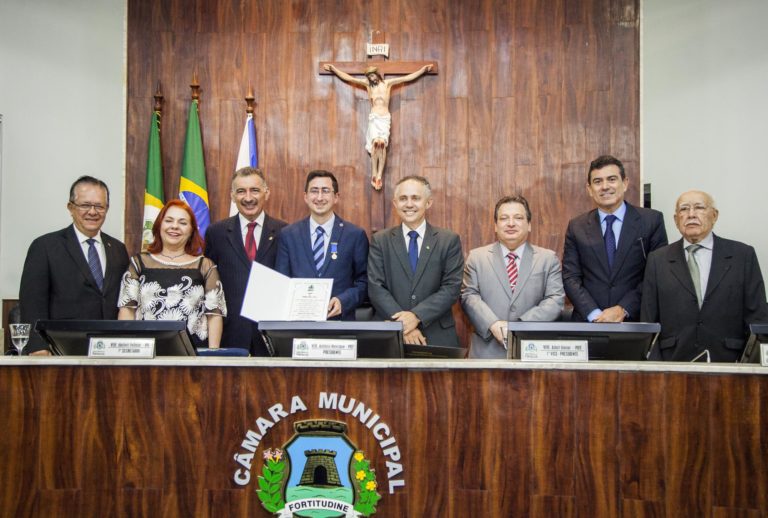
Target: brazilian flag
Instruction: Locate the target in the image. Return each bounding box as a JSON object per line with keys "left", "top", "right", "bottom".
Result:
{"left": 179, "top": 98, "right": 210, "bottom": 236}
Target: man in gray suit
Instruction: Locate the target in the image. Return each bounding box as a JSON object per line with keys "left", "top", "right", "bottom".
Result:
{"left": 461, "top": 195, "right": 564, "bottom": 358}
{"left": 368, "top": 176, "right": 464, "bottom": 346}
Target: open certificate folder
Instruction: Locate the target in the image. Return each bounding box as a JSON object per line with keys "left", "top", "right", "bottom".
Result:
{"left": 240, "top": 262, "right": 333, "bottom": 322}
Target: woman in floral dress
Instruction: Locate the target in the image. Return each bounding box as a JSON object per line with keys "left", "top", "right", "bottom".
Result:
{"left": 117, "top": 200, "right": 226, "bottom": 348}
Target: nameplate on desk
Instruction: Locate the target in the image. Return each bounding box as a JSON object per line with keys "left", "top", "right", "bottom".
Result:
{"left": 762, "top": 343, "right": 768, "bottom": 367}
{"left": 292, "top": 338, "right": 357, "bottom": 360}
{"left": 88, "top": 337, "right": 155, "bottom": 358}
{"left": 520, "top": 339, "right": 588, "bottom": 362}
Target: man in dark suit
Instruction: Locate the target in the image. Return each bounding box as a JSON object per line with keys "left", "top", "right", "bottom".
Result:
{"left": 275, "top": 170, "right": 368, "bottom": 320}
{"left": 368, "top": 176, "right": 464, "bottom": 346}
{"left": 205, "top": 167, "right": 287, "bottom": 354}
{"left": 563, "top": 155, "right": 667, "bottom": 322}
{"left": 642, "top": 190, "right": 768, "bottom": 361}
{"left": 19, "top": 176, "right": 129, "bottom": 355}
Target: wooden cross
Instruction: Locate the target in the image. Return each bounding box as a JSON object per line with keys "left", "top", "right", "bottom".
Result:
{"left": 318, "top": 30, "right": 438, "bottom": 76}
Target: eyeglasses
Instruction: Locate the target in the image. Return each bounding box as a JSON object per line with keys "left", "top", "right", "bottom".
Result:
{"left": 70, "top": 202, "right": 108, "bottom": 213}
{"left": 307, "top": 187, "right": 334, "bottom": 196}
{"left": 677, "top": 204, "right": 709, "bottom": 215}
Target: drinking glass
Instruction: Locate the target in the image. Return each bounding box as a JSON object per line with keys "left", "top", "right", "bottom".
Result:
{"left": 9, "top": 323, "right": 31, "bottom": 355}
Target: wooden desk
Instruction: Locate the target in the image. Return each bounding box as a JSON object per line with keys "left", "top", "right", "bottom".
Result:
{"left": 1, "top": 359, "right": 766, "bottom": 517}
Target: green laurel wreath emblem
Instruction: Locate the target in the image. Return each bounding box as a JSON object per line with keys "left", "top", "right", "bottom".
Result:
{"left": 257, "top": 449, "right": 286, "bottom": 513}
{"left": 352, "top": 451, "right": 381, "bottom": 516}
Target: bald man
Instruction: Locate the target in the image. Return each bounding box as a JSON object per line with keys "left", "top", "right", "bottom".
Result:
{"left": 641, "top": 190, "right": 768, "bottom": 361}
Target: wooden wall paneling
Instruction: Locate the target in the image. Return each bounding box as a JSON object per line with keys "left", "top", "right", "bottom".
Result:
{"left": 530, "top": 494, "right": 576, "bottom": 517}
{"left": 710, "top": 376, "right": 766, "bottom": 512}
{"left": 444, "top": 97, "right": 469, "bottom": 241}
{"left": 405, "top": 370, "right": 452, "bottom": 516}
{"left": 206, "top": 489, "right": 247, "bottom": 518}
{"left": 445, "top": 29, "right": 468, "bottom": 100}
{"left": 530, "top": 370, "right": 576, "bottom": 497}
{"left": 620, "top": 498, "right": 664, "bottom": 518}
{"left": 420, "top": 32, "right": 446, "bottom": 169}
{"left": 196, "top": 0, "right": 242, "bottom": 34}
{"left": 0, "top": 367, "right": 37, "bottom": 515}
{"left": 124, "top": 97, "right": 147, "bottom": 253}
{"left": 562, "top": 25, "right": 588, "bottom": 166}
{"left": 618, "top": 373, "right": 666, "bottom": 504}
{"left": 262, "top": 98, "right": 290, "bottom": 214}
{"left": 574, "top": 371, "right": 620, "bottom": 517}
{"left": 33, "top": 489, "right": 82, "bottom": 517}
{"left": 663, "top": 374, "right": 711, "bottom": 517}
{"left": 608, "top": 23, "right": 639, "bottom": 165}
{"left": 117, "top": 489, "right": 163, "bottom": 518}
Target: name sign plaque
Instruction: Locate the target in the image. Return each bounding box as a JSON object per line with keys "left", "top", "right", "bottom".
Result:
{"left": 520, "top": 339, "right": 588, "bottom": 362}
{"left": 762, "top": 343, "right": 768, "bottom": 367}
{"left": 88, "top": 337, "right": 155, "bottom": 358}
{"left": 292, "top": 338, "right": 357, "bottom": 361}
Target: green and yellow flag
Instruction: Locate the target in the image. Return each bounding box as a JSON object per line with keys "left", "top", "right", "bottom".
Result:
{"left": 179, "top": 99, "right": 210, "bottom": 236}
{"left": 142, "top": 109, "right": 164, "bottom": 250}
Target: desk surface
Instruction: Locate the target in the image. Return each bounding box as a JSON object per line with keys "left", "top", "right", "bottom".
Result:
{"left": 1, "top": 356, "right": 767, "bottom": 374}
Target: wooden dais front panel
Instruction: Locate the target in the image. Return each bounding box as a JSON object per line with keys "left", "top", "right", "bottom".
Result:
{"left": 0, "top": 364, "right": 765, "bottom": 517}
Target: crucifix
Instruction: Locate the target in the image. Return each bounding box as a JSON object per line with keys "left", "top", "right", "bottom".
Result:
{"left": 320, "top": 30, "right": 438, "bottom": 191}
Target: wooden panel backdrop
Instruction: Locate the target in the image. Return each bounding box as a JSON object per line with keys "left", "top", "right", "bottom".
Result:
{"left": 125, "top": 0, "right": 639, "bottom": 339}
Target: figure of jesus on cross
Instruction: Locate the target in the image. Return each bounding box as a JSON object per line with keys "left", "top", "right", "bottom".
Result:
{"left": 324, "top": 62, "right": 433, "bottom": 190}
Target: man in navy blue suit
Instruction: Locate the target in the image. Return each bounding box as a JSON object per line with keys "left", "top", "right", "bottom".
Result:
{"left": 205, "top": 167, "right": 287, "bottom": 354}
{"left": 563, "top": 155, "right": 668, "bottom": 322}
{"left": 276, "top": 170, "right": 369, "bottom": 320}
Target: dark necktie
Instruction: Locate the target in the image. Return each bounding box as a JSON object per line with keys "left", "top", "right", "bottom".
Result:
{"left": 245, "top": 221, "right": 258, "bottom": 262}
{"left": 604, "top": 214, "right": 617, "bottom": 268}
{"left": 408, "top": 230, "right": 419, "bottom": 273}
{"left": 86, "top": 238, "right": 104, "bottom": 290}
{"left": 506, "top": 252, "right": 518, "bottom": 292}
{"left": 313, "top": 227, "right": 325, "bottom": 272}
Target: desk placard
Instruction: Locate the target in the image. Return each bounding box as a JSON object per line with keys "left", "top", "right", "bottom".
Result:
{"left": 761, "top": 343, "right": 768, "bottom": 367}
{"left": 520, "top": 339, "right": 588, "bottom": 362}
{"left": 88, "top": 337, "right": 155, "bottom": 358}
{"left": 292, "top": 338, "right": 357, "bottom": 360}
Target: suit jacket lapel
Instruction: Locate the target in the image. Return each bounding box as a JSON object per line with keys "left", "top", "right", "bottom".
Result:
{"left": 63, "top": 225, "right": 100, "bottom": 291}
{"left": 489, "top": 243, "right": 513, "bottom": 299}
{"left": 667, "top": 240, "right": 698, "bottom": 299}
{"left": 704, "top": 234, "right": 731, "bottom": 300}
{"left": 586, "top": 210, "right": 611, "bottom": 276}
{"left": 510, "top": 244, "right": 534, "bottom": 304}
{"left": 225, "top": 215, "right": 252, "bottom": 268}
{"left": 257, "top": 214, "right": 279, "bottom": 263}
{"left": 300, "top": 218, "right": 316, "bottom": 268}
{"left": 412, "top": 223, "right": 437, "bottom": 286}
{"left": 392, "top": 227, "right": 413, "bottom": 280}
{"left": 319, "top": 217, "right": 344, "bottom": 276}
{"left": 611, "top": 204, "right": 640, "bottom": 278}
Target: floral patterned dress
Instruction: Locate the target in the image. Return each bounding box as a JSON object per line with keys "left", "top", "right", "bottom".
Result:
{"left": 118, "top": 254, "right": 227, "bottom": 346}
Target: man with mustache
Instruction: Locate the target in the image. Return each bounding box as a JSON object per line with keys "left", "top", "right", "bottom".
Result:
{"left": 324, "top": 63, "right": 433, "bottom": 190}
{"left": 205, "top": 167, "right": 286, "bottom": 354}
{"left": 562, "top": 155, "right": 668, "bottom": 322}
{"left": 641, "top": 190, "right": 768, "bottom": 361}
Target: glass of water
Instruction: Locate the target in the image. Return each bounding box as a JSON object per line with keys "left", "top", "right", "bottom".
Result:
{"left": 9, "top": 323, "right": 31, "bottom": 355}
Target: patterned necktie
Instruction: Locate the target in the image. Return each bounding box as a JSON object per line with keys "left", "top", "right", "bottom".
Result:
{"left": 245, "top": 221, "right": 258, "bottom": 262}
{"left": 86, "top": 238, "right": 104, "bottom": 291}
{"left": 686, "top": 243, "right": 703, "bottom": 307}
{"left": 407, "top": 230, "right": 419, "bottom": 273}
{"left": 313, "top": 227, "right": 325, "bottom": 272}
{"left": 506, "top": 252, "right": 518, "bottom": 292}
{"left": 604, "top": 214, "right": 617, "bottom": 268}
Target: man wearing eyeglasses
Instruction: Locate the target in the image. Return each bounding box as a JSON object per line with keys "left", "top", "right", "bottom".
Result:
{"left": 275, "top": 170, "right": 369, "bottom": 320}
{"left": 19, "top": 176, "right": 129, "bottom": 355}
{"left": 641, "top": 190, "right": 768, "bottom": 361}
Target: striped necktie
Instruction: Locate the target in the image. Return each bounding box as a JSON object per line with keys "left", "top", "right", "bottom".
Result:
{"left": 245, "top": 221, "right": 258, "bottom": 262}
{"left": 86, "top": 238, "right": 104, "bottom": 291}
{"left": 506, "top": 252, "right": 518, "bottom": 292}
{"left": 313, "top": 226, "right": 325, "bottom": 272}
